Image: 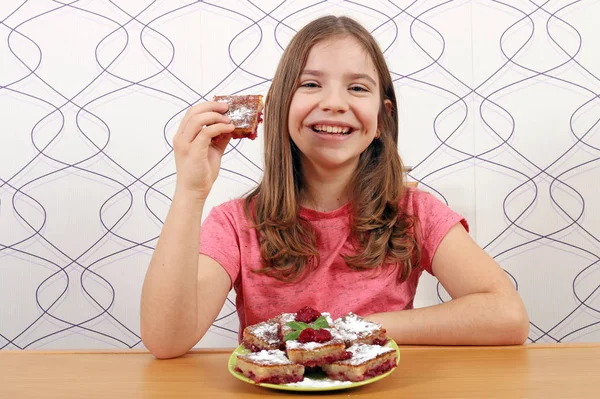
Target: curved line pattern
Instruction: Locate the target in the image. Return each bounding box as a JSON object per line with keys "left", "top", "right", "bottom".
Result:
{"left": 1, "top": 0, "right": 598, "bottom": 349}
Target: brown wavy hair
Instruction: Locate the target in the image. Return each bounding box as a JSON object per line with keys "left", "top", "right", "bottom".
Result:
{"left": 244, "top": 15, "right": 420, "bottom": 282}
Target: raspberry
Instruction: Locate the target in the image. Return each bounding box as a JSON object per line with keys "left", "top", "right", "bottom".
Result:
{"left": 314, "top": 329, "right": 332, "bottom": 343}
{"left": 297, "top": 328, "right": 331, "bottom": 343}
{"left": 298, "top": 328, "right": 317, "bottom": 343}
{"left": 295, "top": 306, "right": 322, "bottom": 323}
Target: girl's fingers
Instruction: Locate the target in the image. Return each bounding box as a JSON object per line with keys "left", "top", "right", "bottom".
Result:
{"left": 196, "top": 123, "right": 236, "bottom": 144}
{"left": 177, "top": 101, "right": 229, "bottom": 138}
{"left": 211, "top": 133, "right": 233, "bottom": 154}
{"left": 179, "top": 112, "right": 231, "bottom": 143}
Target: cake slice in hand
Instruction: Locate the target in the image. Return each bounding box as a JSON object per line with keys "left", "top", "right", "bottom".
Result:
{"left": 213, "top": 95, "right": 264, "bottom": 139}
{"left": 321, "top": 343, "right": 397, "bottom": 382}
{"left": 235, "top": 349, "right": 305, "bottom": 384}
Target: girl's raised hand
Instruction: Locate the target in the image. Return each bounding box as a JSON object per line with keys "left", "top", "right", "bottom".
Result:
{"left": 172, "top": 101, "right": 235, "bottom": 201}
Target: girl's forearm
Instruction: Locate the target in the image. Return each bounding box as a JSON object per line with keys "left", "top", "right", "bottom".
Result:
{"left": 140, "top": 191, "right": 205, "bottom": 355}
{"left": 365, "top": 292, "right": 529, "bottom": 346}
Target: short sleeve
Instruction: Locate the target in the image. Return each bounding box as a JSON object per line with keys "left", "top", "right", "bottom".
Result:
{"left": 199, "top": 204, "right": 241, "bottom": 288}
{"left": 412, "top": 190, "right": 469, "bottom": 276}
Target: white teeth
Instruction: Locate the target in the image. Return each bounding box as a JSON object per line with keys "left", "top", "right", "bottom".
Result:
{"left": 313, "top": 124, "right": 351, "bottom": 134}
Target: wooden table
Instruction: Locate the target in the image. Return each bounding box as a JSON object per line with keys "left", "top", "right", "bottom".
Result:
{"left": 2, "top": 344, "right": 599, "bottom": 398}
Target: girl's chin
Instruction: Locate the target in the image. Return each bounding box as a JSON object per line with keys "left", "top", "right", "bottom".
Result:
{"left": 301, "top": 153, "right": 361, "bottom": 172}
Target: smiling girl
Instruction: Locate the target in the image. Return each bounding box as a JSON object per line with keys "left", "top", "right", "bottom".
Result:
{"left": 140, "top": 15, "right": 529, "bottom": 359}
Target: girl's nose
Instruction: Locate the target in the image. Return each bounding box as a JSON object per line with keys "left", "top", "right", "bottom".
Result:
{"left": 319, "top": 88, "right": 349, "bottom": 113}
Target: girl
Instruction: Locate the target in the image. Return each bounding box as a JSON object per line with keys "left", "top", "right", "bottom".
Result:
{"left": 140, "top": 16, "right": 529, "bottom": 359}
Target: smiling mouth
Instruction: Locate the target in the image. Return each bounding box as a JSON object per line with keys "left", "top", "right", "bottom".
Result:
{"left": 311, "top": 124, "right": 354, "bottom": 135}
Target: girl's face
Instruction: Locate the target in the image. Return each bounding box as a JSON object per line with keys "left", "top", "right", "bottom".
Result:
{"left": 288, "top": 35, "right": 385, "bottom": 175}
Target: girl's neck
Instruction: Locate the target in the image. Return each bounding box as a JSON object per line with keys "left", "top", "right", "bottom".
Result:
{"left": 300, "top": 160, "right": 356, "bottom": 212}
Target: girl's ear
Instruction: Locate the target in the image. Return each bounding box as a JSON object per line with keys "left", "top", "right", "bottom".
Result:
{"left": 384, "top": 99, "right": 392, "bottom": 115}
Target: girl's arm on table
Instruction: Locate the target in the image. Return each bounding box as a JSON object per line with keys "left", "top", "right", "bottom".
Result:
{"left": 365, "top": 223, "right": 530, "bottom": 345}
{"left": 140, "top": 194, "right": 231, "bottom": 359}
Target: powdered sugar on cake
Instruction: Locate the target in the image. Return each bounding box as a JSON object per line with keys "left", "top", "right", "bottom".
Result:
{"left": 334, "top": 313, "right": 381, "bottom": 340}
{"left": 341, "top": 344, "right": 394, "bottom": 365}
{"left": 241, "top": 350, "right": 292, "bottom": 365}
{"left": 227, "top": 105, "right": 254, "bottom": 128}
{"left": 286, "top": 335, "right": 342, "bottom": 350}
{"left": 286, "top": 341, "right": 327, "bottom": 350}
{"left": 252, "top": 322, "right": 279, "bottom": 344}
{"left": 212, "top": 95, "right": 263, "bottom": 140}
{"left": 280, "top": 312, "right": 332, "bottom": 324}
{"left": 280, "top": 313, "right": 295, "bottom": 323}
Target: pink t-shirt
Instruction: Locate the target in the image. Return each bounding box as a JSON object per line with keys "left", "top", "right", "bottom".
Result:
{"left": 200, "top": 188, "right": 467, "bottom": 341}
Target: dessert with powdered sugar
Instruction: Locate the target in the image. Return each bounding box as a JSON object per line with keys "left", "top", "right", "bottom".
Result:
{"left": 235, "top": 349, "right": 305, "bottom": 384}
{"left": 321, "top": 343, "right": 397, "bottom": 382}
{"left": 333, "top": 312, "right": 388, "bottom": 347}
{"left": 213, "top": 95, "right": 264, "bottom": 139}
{"left": 276, "top": 312, "right": 297, "bottom": 340}
{"left": 285, "top": 329, "right": 351, "bottom": 367}
{"left": 242, "top": 320, "right": 282, "bottom": 352}
{"left": 234, "top": 306, "right": 397, "bottom": 385}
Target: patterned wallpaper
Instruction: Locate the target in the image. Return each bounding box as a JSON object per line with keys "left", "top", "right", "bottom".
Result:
{"left": 1, "top": 0, "right": 599, "bottom": 350}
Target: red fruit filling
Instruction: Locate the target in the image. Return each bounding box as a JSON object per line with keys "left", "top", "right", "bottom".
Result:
{"left": 297, "top": 328, "right": 332, "bottom": 343}
{"left": 372, "top": 338, "right": 388, "bottom": 346}
{"left": 246, "top": 344, "right": 261, "bottom": 353}
{"left": 234, "top": 368, "right": 303, "bottom": 384}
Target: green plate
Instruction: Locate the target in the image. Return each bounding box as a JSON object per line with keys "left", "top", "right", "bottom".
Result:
{"left": 227, "top": 338, "right": 400, "bottom": 392}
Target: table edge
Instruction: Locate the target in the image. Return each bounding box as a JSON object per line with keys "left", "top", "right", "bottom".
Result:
{"left": 1, "top": 342, "right": 599, "bottom": 355}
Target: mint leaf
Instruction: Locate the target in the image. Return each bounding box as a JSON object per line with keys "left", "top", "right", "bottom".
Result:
{"left": 284, "top": 331, "right": 301, "bottom": 341}
{"left": 312, "top": 316, "right": 329, "bottom": 330}
{"left": 286, "top": 321, "right": 309, "bottom": 331}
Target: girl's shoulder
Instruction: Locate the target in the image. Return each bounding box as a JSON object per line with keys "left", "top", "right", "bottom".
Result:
{"left": 401, "top": 186, "right": 469, "bottom": 234}
{"left": 399, "top": 187, "right": 447, "bottom": 214}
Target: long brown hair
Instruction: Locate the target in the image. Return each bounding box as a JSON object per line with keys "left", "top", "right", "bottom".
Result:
{"left": 244, "top": 15, "right": 420, "bottom": 282}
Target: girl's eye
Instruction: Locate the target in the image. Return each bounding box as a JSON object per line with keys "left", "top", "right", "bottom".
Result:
{"left": 300, "top": 82, "right": 319, "bottom": 88}
{"left": 350, "top": 85, "right": 368, "bottom": 92}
